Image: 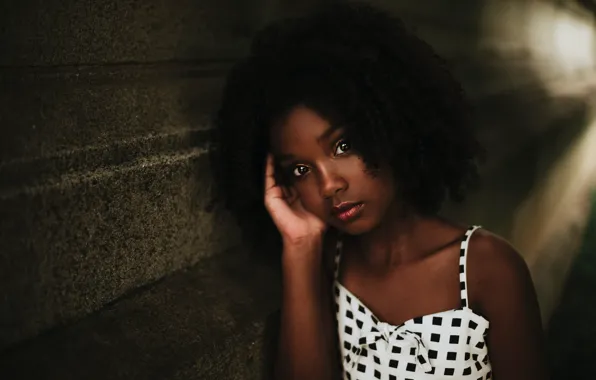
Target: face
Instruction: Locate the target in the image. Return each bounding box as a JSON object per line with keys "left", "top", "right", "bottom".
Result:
{"left": 269, "top": 105, "right": 397, "bottom": 235}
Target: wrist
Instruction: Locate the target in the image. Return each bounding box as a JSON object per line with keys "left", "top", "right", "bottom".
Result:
{"left": 281, "top": 236, "right": 324, "bottom": 273}
{"left": 282, "top": 233, "right": 324, "bottom": 250}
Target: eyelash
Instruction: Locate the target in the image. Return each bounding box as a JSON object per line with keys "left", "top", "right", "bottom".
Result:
{"left": 290, "top": 138, "right": 352, "bottom": 179}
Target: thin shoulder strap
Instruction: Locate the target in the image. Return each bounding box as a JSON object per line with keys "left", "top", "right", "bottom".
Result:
{"left": 333, "top": 236, "right": 343, "bottom": 281}
{"left": 459, "top": 225, "right": 482, "bottom": 308}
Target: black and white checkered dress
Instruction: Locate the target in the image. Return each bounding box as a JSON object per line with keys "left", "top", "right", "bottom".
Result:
{"left": 334, "top": 226, "right": 492, "bottom": 380}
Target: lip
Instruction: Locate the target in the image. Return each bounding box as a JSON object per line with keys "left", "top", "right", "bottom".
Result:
{"left": 332, "top": 201, "right": 360, "bottom": 214}
{"left": 332, "top": 202, "right": 364, "bottom": 223}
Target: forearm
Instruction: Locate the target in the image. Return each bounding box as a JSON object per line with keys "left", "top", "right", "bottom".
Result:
{"left": 275, "top": 240, "right": 338, "bottom": 380}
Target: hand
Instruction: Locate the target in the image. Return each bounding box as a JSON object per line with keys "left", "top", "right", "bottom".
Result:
{"left": 263, "top": 153, "right": 327, "bottom": 247}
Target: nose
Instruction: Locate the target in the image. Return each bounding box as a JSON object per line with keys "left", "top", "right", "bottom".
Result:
{"left": 319, "top": 164, "right": 348, "bottom": 199}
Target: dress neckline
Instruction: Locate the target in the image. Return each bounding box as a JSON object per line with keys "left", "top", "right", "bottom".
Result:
{"left": 334, "top": 280, "right": 489, "bottom": 329}
{"left": 333, "top": 225, "right": 489, "bottom": 328}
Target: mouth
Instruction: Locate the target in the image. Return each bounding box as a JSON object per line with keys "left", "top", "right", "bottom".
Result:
{"left": 332, "top": 202, "right": 364, "bottom": 223}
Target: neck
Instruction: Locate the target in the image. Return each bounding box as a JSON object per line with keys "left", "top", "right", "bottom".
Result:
{"left": 347, "top": 203, "right": 430, "bottom": 268}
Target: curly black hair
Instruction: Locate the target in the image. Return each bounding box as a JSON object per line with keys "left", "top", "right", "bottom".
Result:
{"left": 210, "top": 2, "right": 484, "bottom": 254}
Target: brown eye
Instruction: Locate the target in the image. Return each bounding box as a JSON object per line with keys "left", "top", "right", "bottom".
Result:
{"left": 335, "top": 139, "right": 351, "bottom": 155}
{"left": 293, "top": 165, "right": 309, "bottom": 177}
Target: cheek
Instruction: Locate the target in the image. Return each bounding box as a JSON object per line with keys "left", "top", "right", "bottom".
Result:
{"left": 294, "top": 184, "right": 327, "bottom": 217}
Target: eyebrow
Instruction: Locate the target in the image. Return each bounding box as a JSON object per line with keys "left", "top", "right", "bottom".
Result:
{"left": 276, "top": 125, "right": 342, "bottom": 163}
{"left": 317, "top": 124, "right": 341, "bottom": 143}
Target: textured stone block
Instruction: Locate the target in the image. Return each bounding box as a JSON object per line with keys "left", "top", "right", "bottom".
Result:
{"left": 0, "top": 0, "right": 252, "bottom": 66}
{"left": 0, "top": 247, "right": 282, "bottom": 380}
{"left": 0, "top": 63, "right": 248, "bottom": 349}
{"left": 0, "top": 144, "right": 243, "bottom": 349}
{"left": 0, "top": 63, "right": 229, "bottom": 163}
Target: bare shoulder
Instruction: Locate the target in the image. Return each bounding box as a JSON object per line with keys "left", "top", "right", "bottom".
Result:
{"left": 466, "top": 228, "right": 549, "bottom": 379}
{"left": 466, "top": 228, "right": 533, "bottom": 305}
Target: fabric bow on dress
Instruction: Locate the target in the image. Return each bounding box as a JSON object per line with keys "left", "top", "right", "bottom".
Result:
{"left": 347, "top": 321, "right": 433, "bottom": 373}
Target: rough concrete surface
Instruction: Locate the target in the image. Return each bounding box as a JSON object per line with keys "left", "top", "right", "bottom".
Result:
{"left": 0, "top": 65, "right": 228, "bottom": 163}
{"left": 0, "top": 0, "right": 330, "bottom": 67}
{"left": 0, "top": 247, "right": 282, "bottom": 380}
{"left": 0, "top": 149, "right": 242, "bottom": 349}
{"left": 0, "top": 62, "right": 240, "bottom": 349}
{"left": 0, "top": 0, "right": 250, "bottom": 66}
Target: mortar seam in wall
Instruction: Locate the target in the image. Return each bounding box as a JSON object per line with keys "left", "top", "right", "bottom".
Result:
{"left": 0, "top": 59, "right": 236, "bottom": 85}
{"left": 1, "top": 127, "right": 212, "bottom": 166}
{"left": 0, "top": 143, "right": 210, "bottom": 200}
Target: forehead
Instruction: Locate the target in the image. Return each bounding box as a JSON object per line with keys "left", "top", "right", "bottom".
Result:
{"left": 269, "top": 106, "right": 339, "bottom": 153}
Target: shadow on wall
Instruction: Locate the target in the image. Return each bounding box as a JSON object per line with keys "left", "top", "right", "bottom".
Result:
{"left": 512, "top": 103, "right": 596, "bottom": 323}
{"left": 546, "top": 191, "right": 596, "bottom": 380}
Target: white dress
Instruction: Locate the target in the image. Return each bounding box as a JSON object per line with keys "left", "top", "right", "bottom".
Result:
{"left": 334, "top": 226, "right": 493, "bottom": 380}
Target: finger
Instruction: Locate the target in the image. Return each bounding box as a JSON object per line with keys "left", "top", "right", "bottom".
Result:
{"left": 265, "top": 187, "right": 295, "bottom": 227}
{"left": 264, "top": 154, "right": 284, "bottom": 204}
{"left": 264, "top": 153, "right": 275, "bottom": 192}
{"left": 264, "top": 153, "right": 285, "bottom": 200}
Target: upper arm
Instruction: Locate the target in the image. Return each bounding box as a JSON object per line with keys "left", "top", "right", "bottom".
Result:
{"left": 468, "top": 232, "right": 549, "bottom": 380}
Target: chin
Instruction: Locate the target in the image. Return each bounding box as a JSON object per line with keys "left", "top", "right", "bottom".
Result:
{"left": 332, "top": 219, "right": 375, "bottom": 236}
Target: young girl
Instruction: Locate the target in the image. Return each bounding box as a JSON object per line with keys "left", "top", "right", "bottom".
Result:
{"left": 212, "top": 3, "right": 548, "bottom": 379}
